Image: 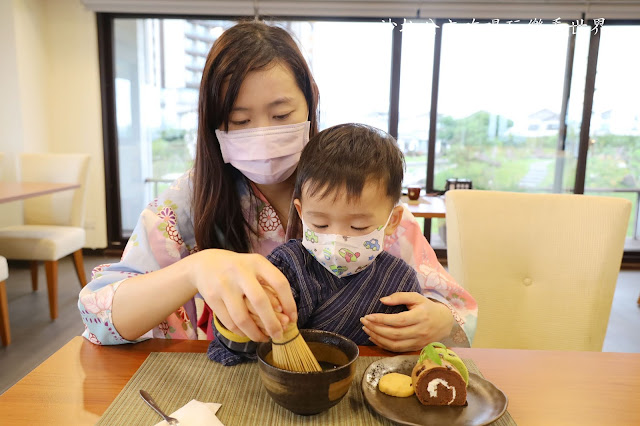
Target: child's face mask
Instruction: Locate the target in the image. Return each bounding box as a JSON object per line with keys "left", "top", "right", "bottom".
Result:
{"left": 215, "top": 121, "right": 310, "bottom": 185}
{"left": 301, "top": 211, "right": 393, "bottom": 278}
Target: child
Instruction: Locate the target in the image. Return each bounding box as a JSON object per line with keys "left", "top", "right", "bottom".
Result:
{"left": 208, "top": 123, "right": 423, "bottom": 365}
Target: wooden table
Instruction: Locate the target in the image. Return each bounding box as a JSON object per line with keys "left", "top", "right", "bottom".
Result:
{"left": 0, "top": 337, "right": 638, "bottom": 425}
{"left": 401, "top": 195, "right": 446, "bottom": 219}
{"left": 0, "top": 182, "right": 80, "bottom": 203}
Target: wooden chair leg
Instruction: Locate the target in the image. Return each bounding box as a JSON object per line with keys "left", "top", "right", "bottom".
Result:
{"left": 31, "top": 261, "right": 39, "bottom": 292}
{"left": 45, "top": 261, "right": 59, "bottom": 320}
{"left": 0, "top": 280, "right": 11, "bottom": 346}
{"left": 72, "top": 249, "right": 87, "bottom": 288}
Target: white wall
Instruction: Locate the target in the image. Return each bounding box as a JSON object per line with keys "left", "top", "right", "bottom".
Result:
{"left": 0, "top": 0, "right": 107, "bottom": 248}
{"left": 44, "top": 0, "right": 107, "bottom": 248}
{"left": 0, "top": 0, "right": 27, "bottom": 227}
{"left": 14, "top": 0, "right": 50, "bottom": 153}
{"left": 0, "top": 1, "right": 25, "bottom": 164}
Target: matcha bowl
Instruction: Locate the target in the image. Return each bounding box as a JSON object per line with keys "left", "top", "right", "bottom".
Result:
{"left": 256, "top": 329, "right": 359, "bottom": 415}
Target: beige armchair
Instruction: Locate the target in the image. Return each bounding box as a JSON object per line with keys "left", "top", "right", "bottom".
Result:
{"left": 0, "top": 153, "right": 90, "bottom": 320}
{"left": 445, "top": 190, "right": 630, "bottom": 351}
{"left": 0, "top": 255, "right": 9, "bottom": 345}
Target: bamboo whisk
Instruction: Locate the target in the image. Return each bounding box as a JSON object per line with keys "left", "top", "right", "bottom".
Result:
{"left": 272, "top": 324, "right": 322, "bottom": 372}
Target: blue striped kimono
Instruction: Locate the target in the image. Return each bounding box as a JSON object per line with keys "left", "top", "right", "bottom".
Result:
{"left": 208, "top": 239, "right": 421, "bottom": 365}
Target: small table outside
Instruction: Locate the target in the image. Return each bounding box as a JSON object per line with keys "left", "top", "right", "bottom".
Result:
{"left": 0, "top": 182, "right": 80, "bottom": 204}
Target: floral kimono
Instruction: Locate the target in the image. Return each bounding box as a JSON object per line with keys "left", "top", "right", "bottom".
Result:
{"left": 78, "top": 170, "right": 477, "bottom": 346}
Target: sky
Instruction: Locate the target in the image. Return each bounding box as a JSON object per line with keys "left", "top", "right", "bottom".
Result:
{"left": 292, "top": 20, "right": 638, "bottom": 135}
{"left": 117, "top": 18, "right": 639, "bottom": 143}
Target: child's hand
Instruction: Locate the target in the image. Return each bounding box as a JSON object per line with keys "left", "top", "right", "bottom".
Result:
{"left": 360, "top": 292, "right": 454, "bottom": 352}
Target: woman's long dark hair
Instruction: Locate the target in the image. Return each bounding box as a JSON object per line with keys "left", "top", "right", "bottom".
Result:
{"left": 193, "top": 21, "right": 319, "bottom": 253}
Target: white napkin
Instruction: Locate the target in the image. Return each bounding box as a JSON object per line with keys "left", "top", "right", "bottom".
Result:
{"left": 153, "top": 399, "right": 224, "bottom": 426}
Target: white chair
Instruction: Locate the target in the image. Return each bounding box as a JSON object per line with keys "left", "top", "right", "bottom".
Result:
{"left": 445, "top": 190, "right": 630, "bottom": 351}
{"left": 0, "top": 153, "right": 90, "bottom": 320}
{"left": 0, "top": 255, "right": 9, "bottom": 345}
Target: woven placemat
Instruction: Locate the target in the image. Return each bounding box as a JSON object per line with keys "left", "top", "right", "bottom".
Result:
{"left": 97, "top": 353, "right": 516, "bottom": 425}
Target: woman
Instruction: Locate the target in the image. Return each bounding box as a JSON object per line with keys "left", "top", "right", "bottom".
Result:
{"left": 79, "top": 21, "right": 477, "bottom": 352}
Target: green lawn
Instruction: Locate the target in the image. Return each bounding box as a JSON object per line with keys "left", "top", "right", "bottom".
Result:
{"left": 405, "top": 142, "right": 639, "bottom": 238}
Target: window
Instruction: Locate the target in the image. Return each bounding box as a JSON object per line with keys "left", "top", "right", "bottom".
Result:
{"left": 434, "top": 23, "right": 570, "bottom": 193}
{"left": 101, "top": 14, "right": 640, "bottom": 259}
{"left": 275, "top": 21, "right": 392, "bottom": 130}
{"left": 113, "top": 18, "right": 394, "bottom": 236}
{"left": 113, "top": 18, "right": 235, "bottom": 234}
{"left": 397, "top": 21, "right": 437, "bottom": 188}
{"left": 586, "top": 25, "right": 640, "bottom": 247}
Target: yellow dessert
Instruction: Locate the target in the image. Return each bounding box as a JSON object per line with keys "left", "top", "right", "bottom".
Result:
{"left": 378, "top": 372, "right": 415, "bottom": 397}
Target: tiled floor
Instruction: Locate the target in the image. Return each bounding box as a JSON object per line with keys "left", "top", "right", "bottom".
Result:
{"left": 1, "top": 254, "right": 639, "bottom": 395}
{"left": 602, "top": 270, "right": 640, "bottom": 353}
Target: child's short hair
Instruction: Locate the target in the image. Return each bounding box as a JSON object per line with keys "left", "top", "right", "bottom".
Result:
{"left": 293, "top": 123, "right": 405, "bottom": 203}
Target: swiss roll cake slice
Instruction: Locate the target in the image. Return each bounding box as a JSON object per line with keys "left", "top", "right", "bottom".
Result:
{"left": 411, "top": 342, "right": 468, "bottom": 406}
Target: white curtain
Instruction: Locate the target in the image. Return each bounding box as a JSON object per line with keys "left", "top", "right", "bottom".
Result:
{"left": 81, "top": 1, "right": 640, "bottom": 20}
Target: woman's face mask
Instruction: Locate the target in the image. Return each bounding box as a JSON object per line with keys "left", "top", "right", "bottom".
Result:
{"left": 215, "top": 121, "right": 310, "bottom": 185}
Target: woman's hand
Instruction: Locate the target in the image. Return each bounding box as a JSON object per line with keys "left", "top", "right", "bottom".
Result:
{"left": 360, "top": 292, "right": 454, "bottom": 352}
{"left": 245, "top": 285, "right": 292, "bottom": 337}
{"left": 188, "top": 249, "right": 297, "bottom": 342}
